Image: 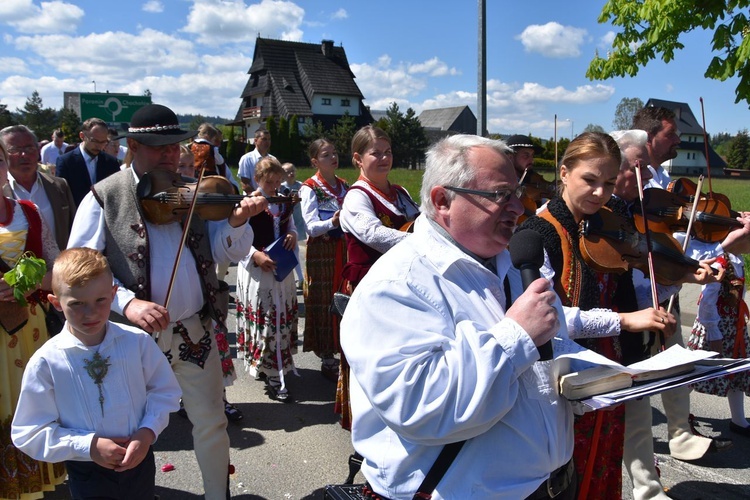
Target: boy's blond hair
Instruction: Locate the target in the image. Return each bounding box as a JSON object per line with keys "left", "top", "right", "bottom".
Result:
{"left": 52, "top": 248, "right": 112, "bottom": 296}
{"left": 254, "top": 156, "right": 285, "bottom": 183}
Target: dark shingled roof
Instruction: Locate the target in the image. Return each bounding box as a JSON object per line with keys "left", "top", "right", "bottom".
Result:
{"left": 645, "top": 98, "right": 704, "bottom": 136}
{"left": 418, "top": 106, "right": 469, "bottom": 130}
{"left": 238, "top": 38, "right": 365, "bottom": 121}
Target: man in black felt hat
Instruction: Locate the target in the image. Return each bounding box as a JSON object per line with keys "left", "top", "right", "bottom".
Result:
{"left": 68, "top": 103, "right": 267, "bottom": 499}
{"left": 505, "top": 134, "right": 543, "bottom": 180}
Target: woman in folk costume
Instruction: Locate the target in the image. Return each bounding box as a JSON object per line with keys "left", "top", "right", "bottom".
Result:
{"left": 519, "top": 132, "right": 678, "bottom": 498}
{"left": 236, "top": 157, "right": 299, "bottom": 402}
{"left": 298, "top": 138, "right": 349, "bottom": 382}
{"left": 688, "top": 243, "right": 750, "bottom": 437}
{"left": 0, "top": 139, "right": 66, "bottom": 499}
{"left": 337, "top": 126, "right": 420, "bottom": 430}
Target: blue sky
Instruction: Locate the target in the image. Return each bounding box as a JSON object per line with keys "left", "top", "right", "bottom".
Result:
{"left": 1, "top": 0, "right": 749, "bottom": 140}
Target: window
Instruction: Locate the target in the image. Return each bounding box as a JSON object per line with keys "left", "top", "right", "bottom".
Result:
{"left": 341, "top": 99, "right": 350, "bottom": 107}
{"left": 322, "top": 98, "right": 331, "bottom": 105}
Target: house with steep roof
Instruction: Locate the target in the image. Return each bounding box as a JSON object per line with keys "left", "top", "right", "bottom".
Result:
{"left": 417, "top": 106, "right": 477, "bottom": 143}
{"left": 232, "top": 37, "right": 372, "bottom": 138}
{"left": 645, "top": 98, "right": 726, "bottom": 176}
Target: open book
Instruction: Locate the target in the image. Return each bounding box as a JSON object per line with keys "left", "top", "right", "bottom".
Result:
{"left": 556, "top": 345, "right": 719, "bottom": 400}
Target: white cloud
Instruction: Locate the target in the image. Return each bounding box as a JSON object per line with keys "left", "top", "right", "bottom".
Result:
{"left": 142, "top": 1, "right": 164, "bottom": 13}
{"left": 351, "top": 59, "right": 426, "bottom": 104}
{"left": 408, "top": 57, "right": 459, "bottom": 77}
{"left": 183, "top": 0, "right": 305, "bottom": 46}
{"left": 332, "top": 8, "right": 347, "bottom": 20}
{"left": 5, "top": 1, "right": 84, "bottom": 34}
{"left": 517, "top": 22, "right": 588, "bottom": 58}
{"left": 13, "top": 29, "right": 197, "bottom": 80}
{"left": 0, "top": 57, "right": 30, "bottom": 75}
{"left": 665, "top": 83, "right": 674, "bottom": 93}
{"left": 0, "top": 0, "right": 34, "bottom": 20}
{"left": 600, "top": 31, "right": 615, "bottom": 47}
{"left": 513, "top": 82, "right": 615, "bottom": 104}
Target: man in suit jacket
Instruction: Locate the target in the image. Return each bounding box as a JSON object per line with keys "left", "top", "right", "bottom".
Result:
{"left": 56, "top": 117, "right": 121, "bottom": 206}
{"left": 0, "top": 125, "right": 77, "bottom": 250}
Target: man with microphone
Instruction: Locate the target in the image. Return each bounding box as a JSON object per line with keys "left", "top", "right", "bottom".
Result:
{"left": 340, "top": 134, "right": 576, "bottom": 499}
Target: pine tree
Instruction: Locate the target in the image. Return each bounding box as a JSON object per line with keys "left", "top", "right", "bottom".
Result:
{"left": 330, "top": 112, "right": 357, "bottom": 167}
{"left": 276, "top": 116, "right": 290, "bottom": 162}
{"left": 265, "top": 117, "right": 278, "bottom": 157}
{"left": 59, "top": 107, "right": 82, "bottom": 144}
{"left": 727, "top": 129, "right": 750, "bottom": 170}
{"left": 288, "top": 115, "right": 301, "bottom": 163}
{"left": 0, "top": 102, "right": 15, "bottom": 129}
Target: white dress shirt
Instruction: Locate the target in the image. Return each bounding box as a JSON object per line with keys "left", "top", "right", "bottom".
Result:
{"left": 79, "top": 143, "right": 97, "bottom": 183}
{"left": 11, "top": 322, "right": 181, "bottom": 462}
{"left": 646, "top": 164, "right": 672, "bottom": 190}
{"left": 7, "top": 172, "right": 56, "bottom": 238}
{"left": 40, "top": 142, "right": 68, "bottom": 165}
{"left": 341, "top": 217, "right": 573, "bottom": 499}
{"left": 339, "top": 180, "right": 419, "bottom": 254}
{"left": 238, "top": 150, "right": 275, "bottom": 190}
{"left": 67, "top": 167, "right": 254, "bottom": 320}
{"left": 298, "top": 182, "right": 342, "bottom": 237}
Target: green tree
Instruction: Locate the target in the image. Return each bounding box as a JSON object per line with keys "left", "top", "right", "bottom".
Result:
{"left": 58, "top": 107, "right": 81, "bottom": 143}
{"left": 301, "top": 120, "right": 327, "bottom": 161}
{"left": 727, "top": 129, "right": 750, "bottom": 169}
{"left": 583, "top": 123, "right": 606, "bottom": 134}
{"left": 276, "top": 116, "right": 290, "bottom": 162}
{"left": 17, "top": 91, "right": 57, "bottom": 140}
{"left": 612, "top": 97, "right": 644, "bottom": 130}
{"left": 188, "top": 115, "right": 207, "bottom": 132}
{"left": 265, "top": 116, "right": 278, "bottom": 157}
{"left": 0, "top": 102, "right": 15, "bottom": 129}
{"left": 221, "top": 126, "right": 239, "bottom": 166}
{"left": 330, "top": 112, "right": 358, "bottom": 167}
{"left": 587, "top": 1, "right": 750, "bottom": 106}
{"left": 400, "top": 107, "right": 428, "bottom": 169}
{"left": 288, "top": 115, "right": 301, "bottom": 164}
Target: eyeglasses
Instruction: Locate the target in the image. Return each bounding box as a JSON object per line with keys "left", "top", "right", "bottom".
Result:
{"left": 84, "top": 135, "right": 110, "bottom": 146}
{"left": 443, "top": 185, "right": 526, "bottom": 204}
{"left": 6, "top": 146, "right": 38, "bottom": 156}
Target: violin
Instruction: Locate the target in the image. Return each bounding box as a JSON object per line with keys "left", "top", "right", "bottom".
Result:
{"left": 667, "top": 177, "right": 738, "bottom": 217}
{"left": 137, "top": 168, "right": 298, "bottom": 225}
{"left": 635, "top": 188, "right": 742, "bottom": 243}
{"left": 520, "top": 170, "right": 557, "bottom": 205}
{"left": 579, "top": 207, "right": 703, "bottom": 285}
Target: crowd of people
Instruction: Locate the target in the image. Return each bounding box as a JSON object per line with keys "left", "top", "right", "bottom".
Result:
{"left": 1, "top": 103, "right": 749, "bottom": 500}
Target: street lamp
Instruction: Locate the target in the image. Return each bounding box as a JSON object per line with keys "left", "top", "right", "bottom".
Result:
{"left": 92, "top": 80, "right": 96, "bottom": 93}
{"left": 564, "top": 119, "right": 574, "bottom": 139}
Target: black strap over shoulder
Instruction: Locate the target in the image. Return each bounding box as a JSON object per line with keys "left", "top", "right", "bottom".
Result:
{"left": 413, "top": 440, "right": 466, "bottom": 499}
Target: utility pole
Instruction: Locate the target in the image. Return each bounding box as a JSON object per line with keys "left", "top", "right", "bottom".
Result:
{"left": 477, "top": 0, "right": 486, "bottom": 136}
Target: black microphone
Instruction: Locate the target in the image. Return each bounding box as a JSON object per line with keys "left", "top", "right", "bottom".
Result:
{"left": 509, "top": 229, "right": 553, "bottom": 361}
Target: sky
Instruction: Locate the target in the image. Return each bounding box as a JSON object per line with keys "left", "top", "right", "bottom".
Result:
{"left": 1, "top": 0, "right": 749, "bottom": 140}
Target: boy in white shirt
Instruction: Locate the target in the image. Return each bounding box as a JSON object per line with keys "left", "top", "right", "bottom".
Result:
{"left": 12, "top": 247, "right": 181, "bottom": 499}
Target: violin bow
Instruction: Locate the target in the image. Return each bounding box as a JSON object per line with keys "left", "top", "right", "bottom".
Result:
{"left": 157, "top": 166, "right": 209, "bottom": 340}
{"left": 665, "top": 175, "right": 705, "bottom": 317}
{"left": 699, "top": 97, "right": 714, "bottom": 198}
{"left": 634, "top": 161, "right": 665, "bottom": 350}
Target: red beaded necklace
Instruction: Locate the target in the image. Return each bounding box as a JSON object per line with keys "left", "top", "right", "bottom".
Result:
{"left": 315, "top": 172, "right": 345, "bottom": 203}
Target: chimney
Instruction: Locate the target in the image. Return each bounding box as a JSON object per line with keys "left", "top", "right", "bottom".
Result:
{"left": 321, "top": 39, "right": 334, "bottom": 57}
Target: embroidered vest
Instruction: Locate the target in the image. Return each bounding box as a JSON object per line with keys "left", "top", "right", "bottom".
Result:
{"left": 250, "top": 204, "right": 293, "bottom": 250}
{"left": 91, "top": 170, "right": 226, "bottom": 326}
{"left": 342, "top": 184, "right": 417, "bottom": 286}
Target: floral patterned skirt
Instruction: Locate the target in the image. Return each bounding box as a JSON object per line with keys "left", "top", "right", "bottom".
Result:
{"left": 689, "top": 316, "right": 750, "bottom": 397}
{"left": 1, "top": 303, "right": 66, "bottom": 499}
{"left": 236, "top": 261, "right": 298, "bottom": 381}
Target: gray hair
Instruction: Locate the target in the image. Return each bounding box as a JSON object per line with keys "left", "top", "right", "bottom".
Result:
{"left": 420, "top": 134, "right": 511, "bottom": 218}
{"left": 610, "top": 129, "right": 648, "bottom": 169}
{"left": 0, "top": 125, "right": 38, "bottom": 145}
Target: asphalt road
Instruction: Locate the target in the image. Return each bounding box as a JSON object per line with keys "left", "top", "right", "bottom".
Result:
{"left": 40, "top": 256, "right": 750, "bottom": 499}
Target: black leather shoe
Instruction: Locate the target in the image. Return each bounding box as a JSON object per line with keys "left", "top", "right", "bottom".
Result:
{"left": 706, "top": 437, "right": 733, "bottom": 453}
{"left": 729, "top": 421, "right": 750, "bottom": 437}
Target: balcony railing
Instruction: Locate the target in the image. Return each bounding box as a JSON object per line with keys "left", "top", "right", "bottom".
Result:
{"left": 242, "top": 106, "right": 261, "bottom": 119}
